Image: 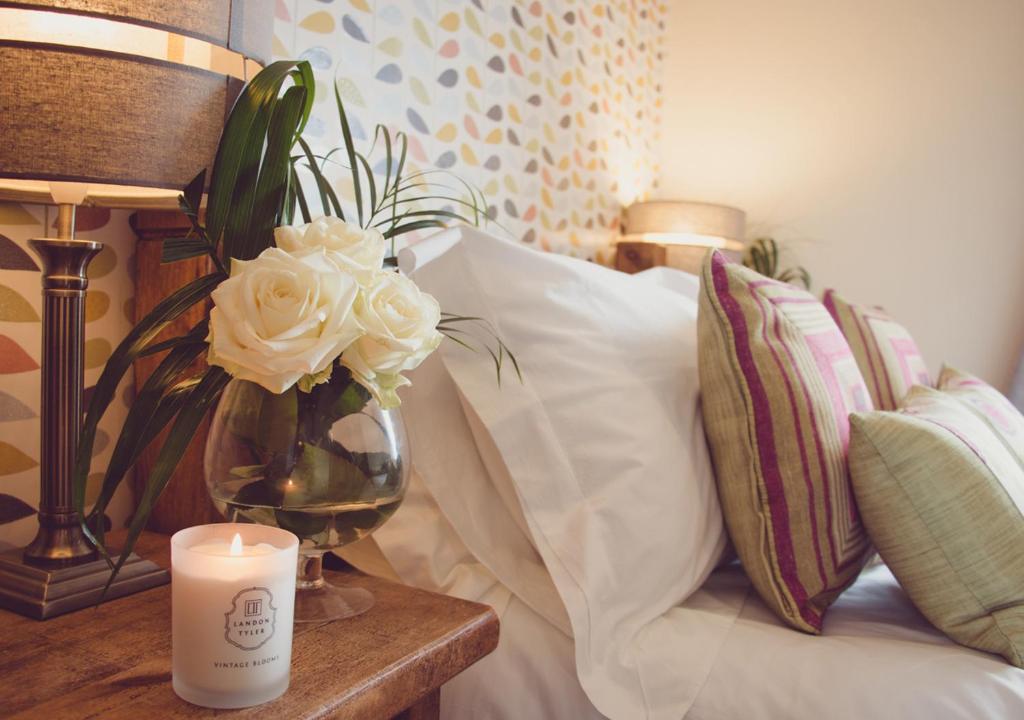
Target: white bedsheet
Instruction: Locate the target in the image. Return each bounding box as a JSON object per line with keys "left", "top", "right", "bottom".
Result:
{"left": 688, "top": 564, "right": 1024, "bottom": 719}
{"left": 398, "top": 554, "right": 1024, "bottom": 719}
{"left": 358, "top": 419, "right": 1024, "bottom": 718}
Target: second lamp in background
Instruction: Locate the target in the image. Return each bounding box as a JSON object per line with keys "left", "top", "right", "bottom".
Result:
{"left": 616, "top": 200, "right": 746, "bottom": 274}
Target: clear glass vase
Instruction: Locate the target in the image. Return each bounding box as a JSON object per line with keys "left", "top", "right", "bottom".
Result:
{"left": 204, "top": 369, "right": 409, "bottom": 623}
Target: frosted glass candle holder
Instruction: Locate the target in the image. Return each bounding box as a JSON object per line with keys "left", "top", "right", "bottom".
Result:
{"left": 171, "top": 523, "right": 299, "bottom": 709}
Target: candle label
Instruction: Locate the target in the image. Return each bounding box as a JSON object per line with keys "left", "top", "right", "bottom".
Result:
{"left": 223, "top": 587, "right": 277, "bottom": 651}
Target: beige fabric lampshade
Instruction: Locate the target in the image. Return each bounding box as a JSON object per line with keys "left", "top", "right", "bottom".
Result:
{"left": 623, "top": 200, "right": 746, "bottom": 250}
{"left": 0, "top": 0, "right": 273, "bottom": 208}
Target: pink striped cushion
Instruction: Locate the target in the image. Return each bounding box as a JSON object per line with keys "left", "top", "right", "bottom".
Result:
{"left": 699, "top": 251, "right": 875, "bottom": 633}
{"left": 938, "top": 365, "right": 1024, "bottom": 467}
{"left": 824, "top": 289, "right": 931, "bottom": 410}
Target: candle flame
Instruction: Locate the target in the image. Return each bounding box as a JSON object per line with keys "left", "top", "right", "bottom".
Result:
{"left": 230, "top": 533, "right": 243, "bottom": 556}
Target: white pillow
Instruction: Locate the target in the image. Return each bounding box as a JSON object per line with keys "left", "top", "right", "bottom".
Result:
{"left": 403, "top": 227, "right": 727, "bottom": 719}
{"left": 383, "top": 348, "right": 570, "bottom": 634}
{"left": 634, "top": 265, "right": 701, "bottom": 301}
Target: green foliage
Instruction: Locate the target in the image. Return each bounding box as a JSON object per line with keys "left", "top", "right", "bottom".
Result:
{"left": 76, "top": 61, "right": 315, "bottom": 583}
{"left": 742, "top": 237, "right": 812, "bottom": 289}
{"left": 286, "top": 80, "right": 517, "bottom": 381}
{"left": 436, "top": 313, "right": 521, "bottom": 385}
{"left": 287, "top": 80, "right": 490, "bottom": 257}
{"left": 82, "top": 65, "right": 518, "bottom": 589}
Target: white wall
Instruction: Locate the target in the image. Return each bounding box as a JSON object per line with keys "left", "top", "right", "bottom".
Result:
{"left": 659, "top": 0, "right": 1024, "bottom": 390}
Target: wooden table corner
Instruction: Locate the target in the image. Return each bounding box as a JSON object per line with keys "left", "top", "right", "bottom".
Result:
{"left": 0, "top": 531, "right": 500, "bottom": 719}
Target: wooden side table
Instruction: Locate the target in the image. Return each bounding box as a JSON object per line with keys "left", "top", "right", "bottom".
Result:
{"left": 0, "top": 532, "right": 499, "bottom": 719}
{"left": 614, "top": 240, "right": 741, "bottom": 275}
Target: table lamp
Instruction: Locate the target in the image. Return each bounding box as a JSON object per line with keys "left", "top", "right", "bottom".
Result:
{"left": 616, "top": 200, "right": 747, "bottom": 274}
{"left": 0, "top": 0, "right": 271, "bottom": 620}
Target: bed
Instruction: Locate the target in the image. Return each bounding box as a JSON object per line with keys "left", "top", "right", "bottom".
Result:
{"left": 344, "top": 470, "right": 1024, "bottom": 720}
{"left": 337, "top": 226, "right": 1024, "bottom": 719}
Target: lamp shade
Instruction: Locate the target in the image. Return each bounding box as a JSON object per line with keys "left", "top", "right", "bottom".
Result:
{"left": 0, "top": 0, "right": 273, "bottom": 208}
{"left": 623, "top": 200, "right": 746, "bottom": 250}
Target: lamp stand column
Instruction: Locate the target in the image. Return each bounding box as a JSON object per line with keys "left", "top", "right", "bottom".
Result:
{"left": 0, "top": 205, "right": 169, "bottom": 620}
{"left": 22, "top": 223, "right": 100, "bottom": 565}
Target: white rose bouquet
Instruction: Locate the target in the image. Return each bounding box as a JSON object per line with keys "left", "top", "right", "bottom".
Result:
{"left": 205, "top": 218, "right": 444, "bottom": 408}
{"left": 76, "top": 61, "right": 516, "bottom": 583}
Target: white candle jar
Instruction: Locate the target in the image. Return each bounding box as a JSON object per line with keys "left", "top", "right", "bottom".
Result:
{"left": 171, "top": 523, "right": 299, "bottom": 709}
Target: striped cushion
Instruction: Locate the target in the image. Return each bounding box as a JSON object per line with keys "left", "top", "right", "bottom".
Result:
{"left": 939, "top": 365, "right": 1024, "bottom": 466}
{"left": 699, "top": 251, "right": 874, "bottom": 633}
{"left": 849, "top": 386, "right": 1024, "bottom": 667}
{"left": 824, "top": 289, "right": 931, "bottom": 410}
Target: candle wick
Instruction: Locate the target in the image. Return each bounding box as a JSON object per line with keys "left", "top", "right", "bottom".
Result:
{"left": 230, "top": 533, "right": 243, "bottom": 556}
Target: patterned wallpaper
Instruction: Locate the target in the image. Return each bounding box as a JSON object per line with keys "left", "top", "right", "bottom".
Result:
{"left": 275, "top": 0, "right": 667, "bottom": 259}
{"left": 0, "top": 205, "right": 135, "bottom": 547}
{"left": 0, "top": 0, "right": 667, "bottom": 546}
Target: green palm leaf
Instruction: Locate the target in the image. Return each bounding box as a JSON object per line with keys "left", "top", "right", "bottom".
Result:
{"left": 743, "top": 237, "right": 812, "bottom": 289}
{"left": 334, "top": 81, "right": 364, "bottom": 227}
{"left": 87, "top": 322, "right": 209, "bottom": 541}
{"left": 235, "top": 83, "right": 309, "bottom": 261}
{"left": 206, "top": 61, "right": 308, "bottom": 251}
{"left": 102, "top": 367, "right": 230, "bottom": 593}
{"left": 74, "top": 272, "right": 224, "bottom": 516}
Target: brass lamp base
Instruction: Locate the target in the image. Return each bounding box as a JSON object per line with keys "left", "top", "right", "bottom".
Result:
{"left": 0, "top": 548, "right": 168, "bottom": 620}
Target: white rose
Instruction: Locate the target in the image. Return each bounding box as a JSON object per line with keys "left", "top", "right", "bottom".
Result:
{"left": 207, "top": 247, "right": 363, "bottom": 394}
{"left": 274, "top": 216, "right": 386, "bottom": 284}
{"left": 341, "top": 271, "right": 443, "bottom": 408}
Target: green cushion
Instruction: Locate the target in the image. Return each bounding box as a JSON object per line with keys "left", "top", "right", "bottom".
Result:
{"left": 849, "top": 385, "right": 1024, "bottom": 667}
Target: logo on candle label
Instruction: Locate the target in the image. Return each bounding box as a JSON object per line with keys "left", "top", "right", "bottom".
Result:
{"left": 224, "top": 587, "right": 277, "bottom": 651}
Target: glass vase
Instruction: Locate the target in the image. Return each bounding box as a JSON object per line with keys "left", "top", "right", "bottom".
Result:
{"left": 204, "top": 369, "right": 409, "bottom": 623}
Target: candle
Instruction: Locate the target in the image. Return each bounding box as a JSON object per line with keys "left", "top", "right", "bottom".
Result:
{"left": 171, "top": 523, "right": 298, "bottom": 709}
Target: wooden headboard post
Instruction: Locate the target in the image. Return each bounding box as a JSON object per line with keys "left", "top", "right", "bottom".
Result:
{"left": 128, "top": 210, "right": 220, "bottom": 532}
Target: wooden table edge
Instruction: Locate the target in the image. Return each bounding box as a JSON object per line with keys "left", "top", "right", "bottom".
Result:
{"left": 1, "top": 531, "right": 501, "bottom": 720}
{"left": 322, "top": 607, "right": 500, "bottom": 719}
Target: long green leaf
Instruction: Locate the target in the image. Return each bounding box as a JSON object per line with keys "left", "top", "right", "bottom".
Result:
{"left": 103, "top": 367, "right": 230, "bottom": 595}
{"left": 139, "top": 329, "right": 206, "bottom": 358}
{"left": 89, "top": 324, "right": 209, "bottom": 525}
{"left": 376, "top": 124, "right": 394, "bottom": 209}
{"left": 382, "top": 219, "right": 448, "bottom": 239}
{"left": 83, "top": 372, "right": 205, "bottom": 557}
{"left": 438, "top": 313, "right": 522, "bottom": 383}
{"left": 181, "top": 169, "right": 205, "bottom": 223}
{"left": 282, "top": 165, "right": 297, "bottom": 225}
{"left": 73, "top": 272, "right": 224, "bottom": 514}
{"left": 385, "top": 193, "right": 487, "bottom": 218}
{"left": 289, "top": 166, "right": 312, "bottom": 224}
{"left": 295, "top": 136, "right": 343, "bottom": 218}
{"left": 355, "top": 152, "right": 377, "bottom": 221}
{"left": 290, "top": 61, "right": 315, "bottom": 137}
{"left": 236, "top": 84, "right": 308, "bottom": 261}
{"left": 334, "top": 81, "right": 364, "bottom": 226}
{"left": 295, "top": 138, "right": 330, "bottom": 217}
{"left": 393, "top": 130, "right": 409, "bottom": 198}
{"left": 161, "top": 236, "right": 210, "bottom": 264}
{"left": 373, "top": 208, "right": 470, "bottom": 229}
{"left": 207, "top": 61, "right": 306, "bottom": 250}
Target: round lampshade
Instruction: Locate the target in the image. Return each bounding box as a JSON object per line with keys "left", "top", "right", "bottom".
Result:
{"left": 0, "top": 0, "right": 273, "bottom": 208}
{"left": 623, "top": 200, "right": 746, "bottom": 250}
